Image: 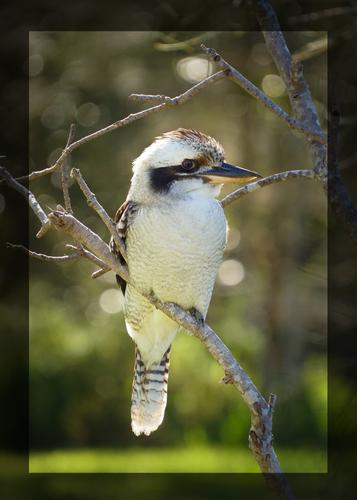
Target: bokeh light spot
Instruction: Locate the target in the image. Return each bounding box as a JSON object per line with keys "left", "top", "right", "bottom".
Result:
{"left": 218, "top": 259, "right": 245, "bottom": 286}
{"left": 76, "top": 102, "right": 100, "bottom": 127}
{"left": 176, "top": 57, "right": 213, "bottom": 83}
{"left": 99, "top": 288, "right": 123, "bottom": 314}
{"left": 261, "top": 74, "right": 286, "bottom": 98}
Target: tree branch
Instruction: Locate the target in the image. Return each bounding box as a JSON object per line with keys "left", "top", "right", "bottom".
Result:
{"left": 91, "top": 267, "right": 111, "bottom": 280}
{"left": 46, "top": 203, "right": 286, "bottom": 478}
{"left": 6, "top": 242, "right": 110, "bottom": 270}
{"left": 221, "top": 169, "right": 316, "bottom": 207}
{"left": 6, "top": 243, "right": 79, "bottom": 262}
{"left": 251, "top": 0, "right": 327, "bottom": 184}
{"left": 48, "top": 209, "right": 129, "bottom": 283}
{"left": 292, "top": 37, "right": 328, "bottom": 63}
{"left": 129, "top": 69, "right": 228, "bottom": 105}
{"left": 61, "top": 123, "right": 76, "bottom": 213}
{"left": 71, "top": 168, "right": 127, "bottom": 260}
{"left": 201, "top": 44, "right": 326, "bottom": 145}
{"left": 0, "top": 165, "right": 51, "bottom": 238}
{"left": 14, "top": 71, "right": 228, "bottom": 185}
{"left": 65, "top": 243, "right": 110, "bottom": 270}
{"left": 251, "top": 0, "right": 357, "bottom": 248}
{"left": 154, "top": 31, "right": 221, "bottom": 52}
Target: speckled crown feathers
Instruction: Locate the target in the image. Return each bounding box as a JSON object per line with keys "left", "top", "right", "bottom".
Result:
{"left": 155, "top": 128, "right": 225, "bottom": 165}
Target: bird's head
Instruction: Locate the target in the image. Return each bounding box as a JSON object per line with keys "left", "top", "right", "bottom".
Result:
{"left": 129, "top": 128, "right": 261, "bottom": 202}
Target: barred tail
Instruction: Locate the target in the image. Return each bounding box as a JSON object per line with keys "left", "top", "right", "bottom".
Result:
{"left": 131, "top": 346, "right": 171, "bottom": 436}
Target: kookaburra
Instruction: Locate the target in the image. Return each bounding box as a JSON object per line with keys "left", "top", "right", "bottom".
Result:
{"left": 110, "top": 128, "right": 260, "bottom": 436}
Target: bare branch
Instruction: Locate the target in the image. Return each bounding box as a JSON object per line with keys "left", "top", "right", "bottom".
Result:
{"left": 251, "top": 0, "right": 327, "bottom": 184}
{"left": 201, "top": 44, "right": 326, "bottom": 145}
{"left": 61, "top": 123, "right": 77, "bottom": 213}
{"left": 292, "top": 37, "right": 328, "bottom": 63}
{"left": 71, "top": 168, "right": 127, "bottom": 260}
{"left": 154, "top": 31, "right": 220, "bottom": 52}
{"left": 65, "top": 243, "right": 110, "bottom": 270}
{"left": 48, "top": 209, "right": 129, "bottom": 283}
{"left": 92, "top": 267, "right": 111, "bottom": 279}
{"left": 221, "top": 169, "right": 316, "bottom": 207}
{"left": 148, "top": 296, "right": 285, "bottom": 475}
{"left": 16, "top": 72, "right": 228, "bottom": 186}
{"left": 6, "top": 243, "right": 79, "bottom": 262}
{"left": 130, "top": 69, "right": 227, "bottom": 105}
{"left": 15, "top": 103, "right": 168, "bottom": 183}
{"left": 0, "top": 165, "right": 51, "bottom": 238}
{"left": 45, "top": 202, "right": 284, "bottom": 475}
{"left": 6, "top": 241, "right": 111, "bottom": 270}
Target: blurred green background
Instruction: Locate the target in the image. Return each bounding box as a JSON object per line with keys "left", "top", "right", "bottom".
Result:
{"left": 28, "top": 31, "right": 327, "bottom": 473}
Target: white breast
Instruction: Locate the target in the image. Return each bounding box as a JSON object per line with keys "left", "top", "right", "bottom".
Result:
{"left": 126, "top": 197, "right": 227, "bottom": 315}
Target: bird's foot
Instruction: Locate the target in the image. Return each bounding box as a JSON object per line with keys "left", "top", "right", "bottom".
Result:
{"left": 219, "top": 371, "right": 235, "bottom": 385}
{"left": 189, "top": 307, "right": 205, "bottom": 327}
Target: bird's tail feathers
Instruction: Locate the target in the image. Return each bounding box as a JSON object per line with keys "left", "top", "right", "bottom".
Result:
{"left": 131, "top": 346, "right": 171, "bottom": 436}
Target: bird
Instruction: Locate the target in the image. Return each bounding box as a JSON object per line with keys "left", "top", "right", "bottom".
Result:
{"left": 110, "top": 128, "right": 261, "bottom": 436}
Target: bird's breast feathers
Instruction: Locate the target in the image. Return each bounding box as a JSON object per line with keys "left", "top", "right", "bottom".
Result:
{"left": 126, "top": 197, "right": 227, "bottom": 313}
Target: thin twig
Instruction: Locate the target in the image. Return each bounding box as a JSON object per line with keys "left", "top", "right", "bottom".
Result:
{"left": 130, "top": 70, "right": 227, "bottom": 105}
{"left": 6, "top": 243, "right": 79, "bottom": 262}
{"left": 61, "top": 123, "right": 76, "bottom": 213}
{"left": 221, "top": 169, "right": 316, "bottom": 207}
{"left": 0, "top": 165, "right": 51, "bottom": 238}
{"left": 201, "top": 44, "right": 326, "bottom": 145}
{"left": 92, "top": 267, "right": 111, "bottom": 279}
{"left": 154, "top": 31, "right": 220, "bottom": 52}
{"left": 65, "top": 243, "right": 110, "bottom": 270}
{"left": 70, "top": 168, "right": 127, "bottom": 260}
{"left": 14, "top": 104, "right": 168, "bottom": 183}
{"left": 292, "top": 37, "right": 328, "bottom": 63}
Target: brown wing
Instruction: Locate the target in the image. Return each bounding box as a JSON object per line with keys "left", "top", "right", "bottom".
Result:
{"left": 110, "top": 200, "right": 138, "bottom": 295}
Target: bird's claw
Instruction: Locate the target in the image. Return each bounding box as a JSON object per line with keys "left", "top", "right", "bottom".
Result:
{"left": 219, "top": 372, "right": 235, "bottom": 384}
{"left": 189, "top": 307, "right": 205, "bottom": 327}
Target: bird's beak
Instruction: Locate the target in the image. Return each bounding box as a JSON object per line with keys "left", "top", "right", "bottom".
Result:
{"left": 200, "top": 162, "right": 262, "bottom": 185}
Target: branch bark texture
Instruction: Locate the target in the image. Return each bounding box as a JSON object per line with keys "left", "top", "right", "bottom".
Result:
{"left": 252, "top": 0, "right": 327, "bottom": 185}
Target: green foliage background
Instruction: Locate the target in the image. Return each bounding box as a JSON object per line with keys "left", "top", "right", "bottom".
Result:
{"left": 28, "top": 31, "right": 327, "bottom": 472}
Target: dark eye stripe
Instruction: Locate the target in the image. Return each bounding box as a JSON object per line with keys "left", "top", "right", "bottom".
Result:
{"left": 150, "top": 166, "right": 177, "bottom": 193}
{"left": 150, "top": 164, "right": 200, "bottom": 193}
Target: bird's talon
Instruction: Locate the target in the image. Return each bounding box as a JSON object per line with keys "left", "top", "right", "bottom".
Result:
{"left": 219, "top": 372, "right": 235, "bottom": 384}
{"left": 189, "top": 307, "right": 205, "bottom": 326}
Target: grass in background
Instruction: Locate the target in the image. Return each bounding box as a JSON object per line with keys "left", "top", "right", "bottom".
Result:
{"left": 29, "top": 446, "right": 327, "bottom": 473}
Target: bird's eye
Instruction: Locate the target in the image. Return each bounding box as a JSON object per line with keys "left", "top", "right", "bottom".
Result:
{"left": 181, "top": 159, "right": 195, "bottom": 171}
